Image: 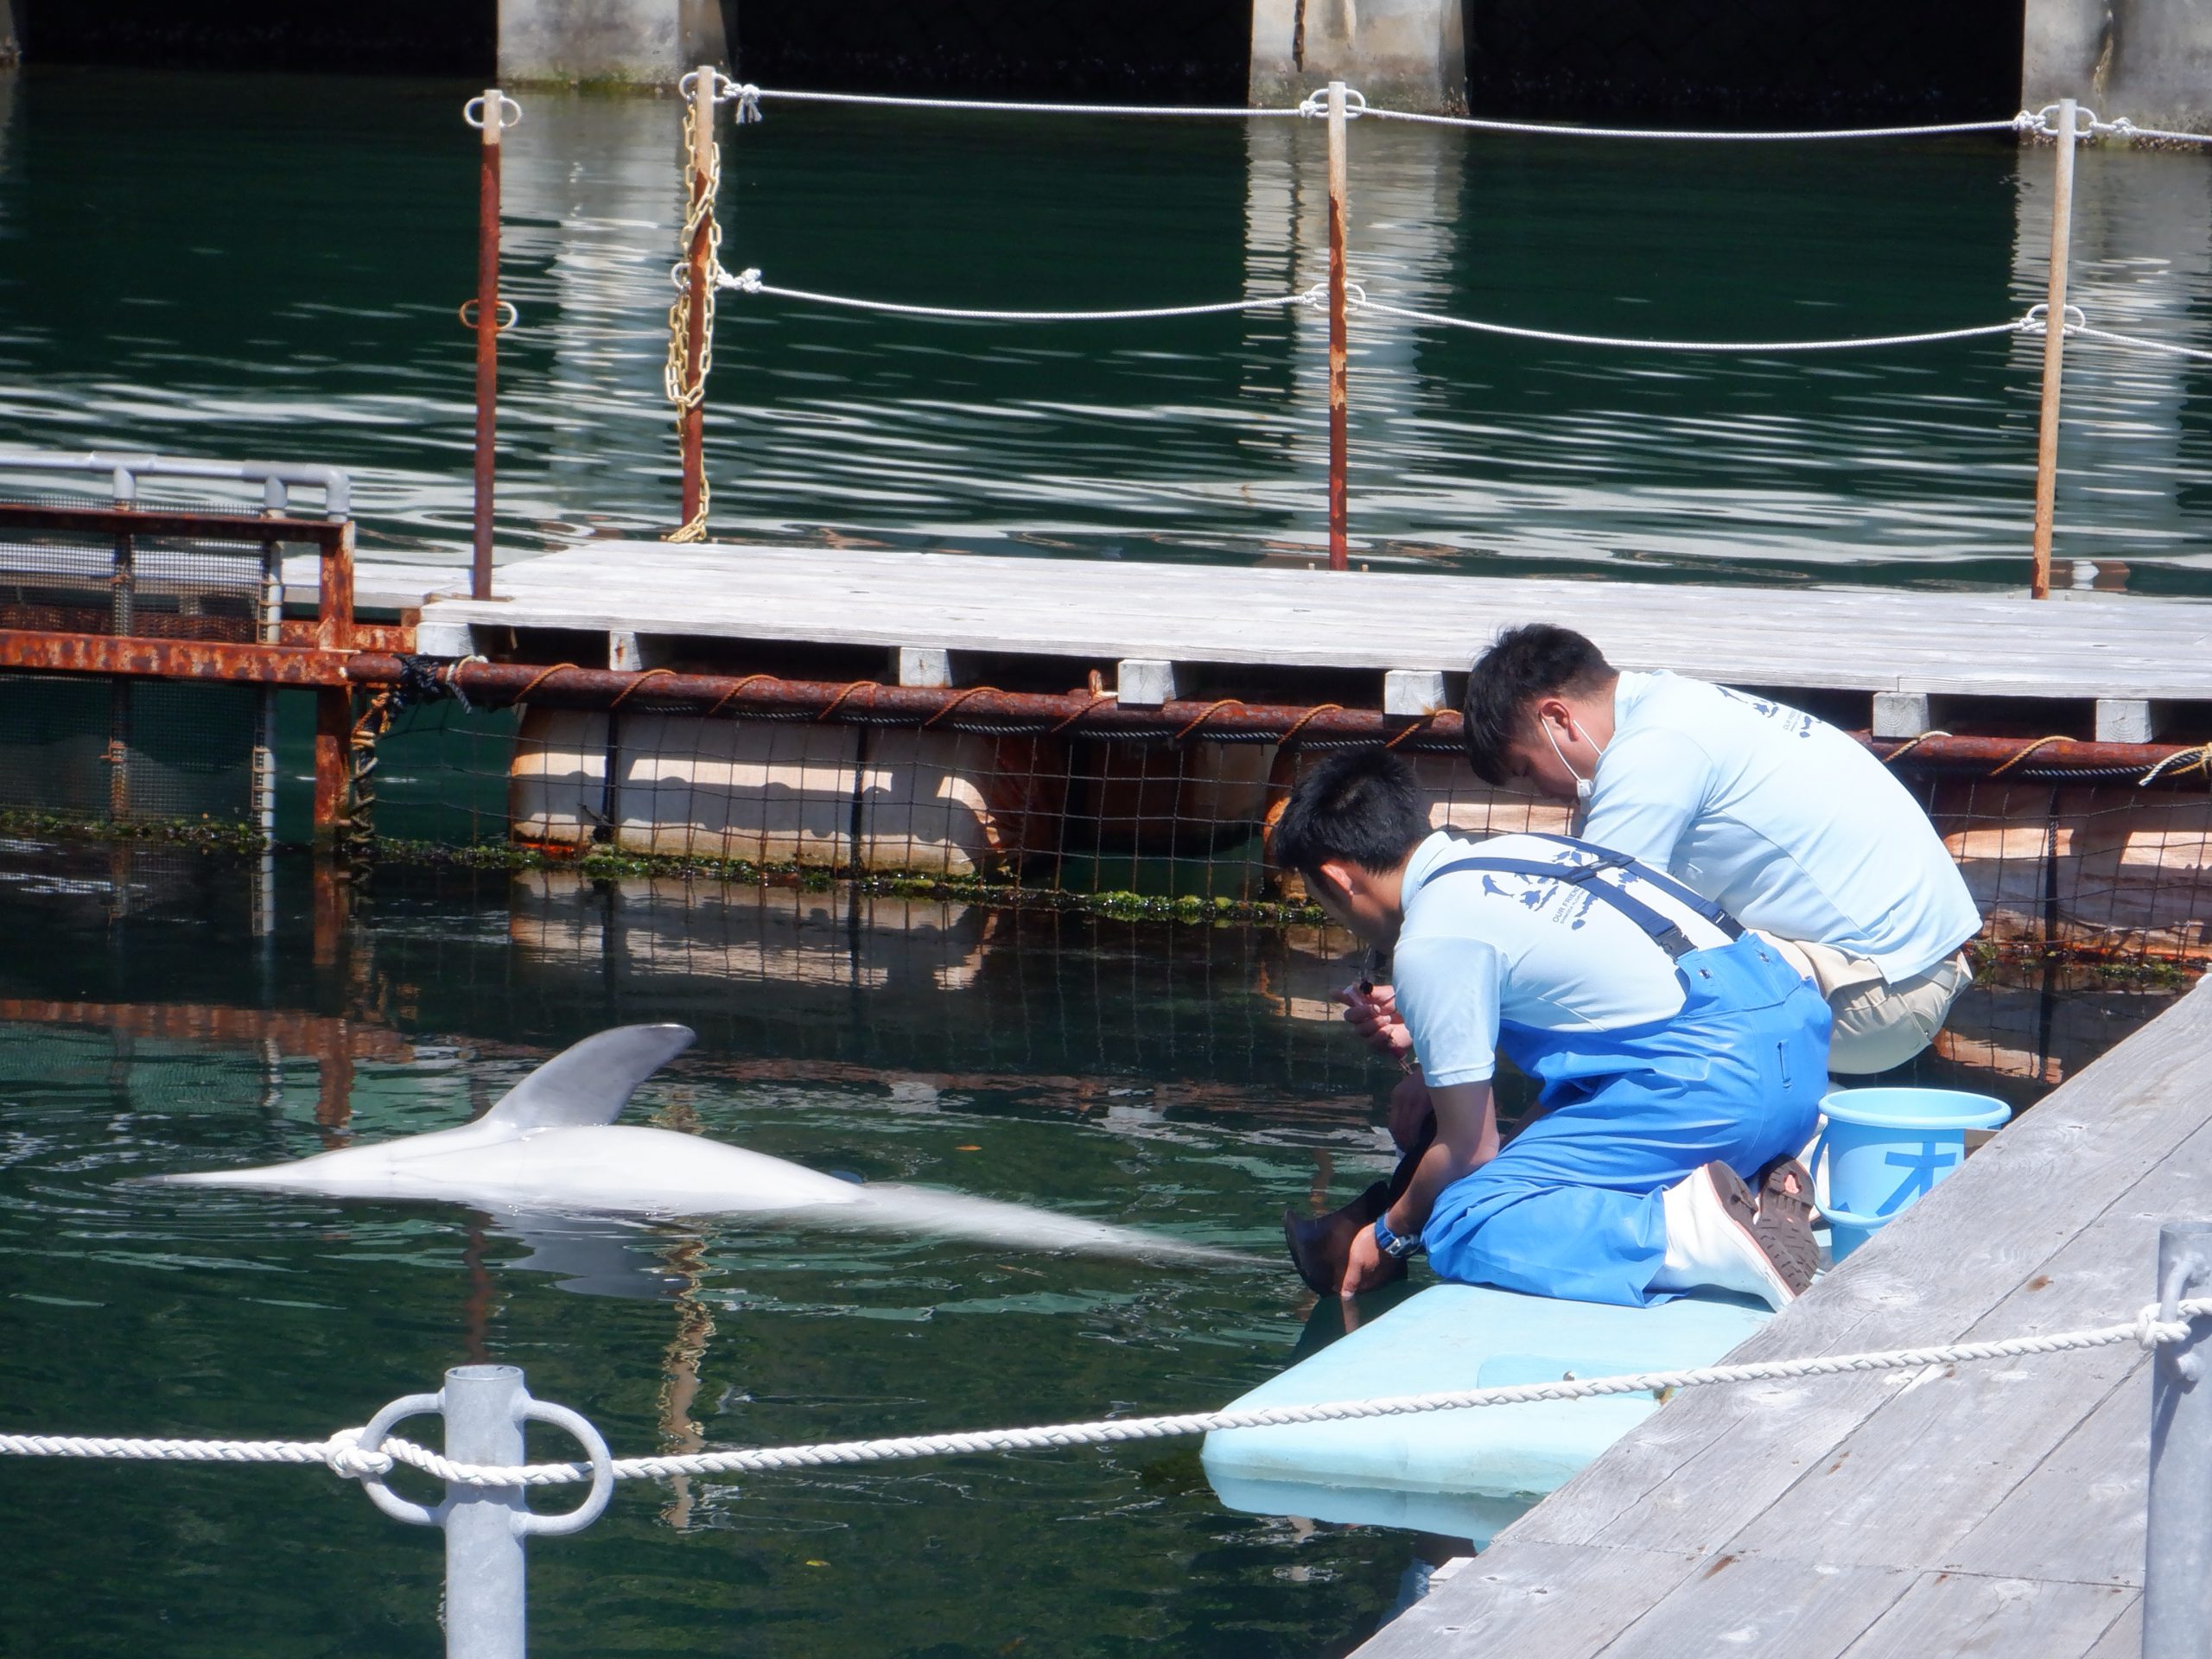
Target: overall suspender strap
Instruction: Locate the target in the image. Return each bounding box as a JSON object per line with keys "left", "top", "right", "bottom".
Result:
{"left": 1516, "top": 832, "right": 1744, "bottom": 938}
{"left": 1423, "top": 855, "right": 1719, "bottom": 962}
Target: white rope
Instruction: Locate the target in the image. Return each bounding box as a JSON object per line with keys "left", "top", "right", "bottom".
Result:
{"left": 719, "top": 267, "right": 1325, "bottom": 324}
{"left": 2071, "top": 325, "right": 2212, "bottom": 364}
{"left": 2095, "top": 118, "right": 2212, "bottom": 148}
{"left": 1360, "top": 106, "right": 2037, "bottom": 143}
{"left": 10, "top": 1297, "right": 2210, "bottom": 1490}
{"left": 700, "top": 76, "right": 1306, "bottom": 121}
{"left": 1353, "top": 292, "right": 2034, "bottom": 353}
{"left": 682, "top": 77, "right": 2212, "bottom": 148}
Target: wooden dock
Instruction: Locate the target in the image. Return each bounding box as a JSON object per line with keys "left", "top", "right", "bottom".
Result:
{"left": 372, "top": 543, "right": 2212, "bottom": 741}
{"left": 1357, "top": 977, "right": 2212, "bottom": 1658}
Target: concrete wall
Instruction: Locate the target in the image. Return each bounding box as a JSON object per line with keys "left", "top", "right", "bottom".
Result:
{"left": 2025, "top": 0, "right": 2212, "bottom": 133}
{"left": 499, "top": 0, "right": 728, "bottom": 89}
{"left": 1250, "top": 0, "right": 1466, "bottom": 114}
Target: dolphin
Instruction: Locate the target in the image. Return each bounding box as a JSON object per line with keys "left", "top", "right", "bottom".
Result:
{"left": 160, "top": 1024, "right": 1242, "bottom": 1264}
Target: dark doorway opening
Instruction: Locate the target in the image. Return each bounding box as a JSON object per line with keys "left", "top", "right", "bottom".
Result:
{"left": 734, "top": 0, "right": 1253, "bottom": 105}
{"left": 1463, "top": 0, "right": 2025, "bottom": 127}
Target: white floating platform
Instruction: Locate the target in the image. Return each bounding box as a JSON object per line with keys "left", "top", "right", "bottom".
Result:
{"left": 407, "top": 542, "right": 2212, "bottom": 713}
{"left": 1202, "top": 1282, "right": 1769, "bottom": 1542}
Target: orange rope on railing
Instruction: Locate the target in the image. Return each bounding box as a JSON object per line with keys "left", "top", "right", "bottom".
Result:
{"left": 607, "top": 667, "right": 680, "bottom": 710}
{"left": 1275, "top": 702, "right": 1344, "bottom": 747}
{"left": 701, "top": 673, "right": 779, "bottom": 719}
{"left": 815, "top": 679, "right": 882, "bottom": 722}
{"left": 920, "top": 684, "right": 1007, "bottom": 728}
{"left": 1989, "top": 734, "right": 2075, "bottom": 777}
{"left": 1171, "top": 698, "right": 1248, "bottom": 745}
{"left": 1879, "top": 729, "right": 1954, "bottom": 766}
{"left": 512, "top": 662, "right": 581, "bottom": 705}
{"left": 1382, "top": 717, "right": 1433, "bottom": 750}
{"left": 1049, "top": 691, "right": 1118, "bottom": 734}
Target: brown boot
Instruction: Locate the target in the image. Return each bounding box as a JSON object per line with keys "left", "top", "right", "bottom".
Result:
{"left": 1284, "top": 1179, "right": 1403, "bottom": 1295}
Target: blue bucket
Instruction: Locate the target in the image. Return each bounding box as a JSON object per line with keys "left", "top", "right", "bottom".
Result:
{"left": 1814, "top": 1088, "right": 2011, "bottom": 1262}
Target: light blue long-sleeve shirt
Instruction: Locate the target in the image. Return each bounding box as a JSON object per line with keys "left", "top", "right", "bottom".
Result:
{"left": 1577, "top": 671, "right": 1980, "bottom": 982}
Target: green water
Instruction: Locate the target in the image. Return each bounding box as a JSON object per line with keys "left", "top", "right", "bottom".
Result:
{"left": 2, "top": 67, "right": 2210, "bottom": 587}
{"left": 0, "top": 840, "right": 2186, "bottom": 1656}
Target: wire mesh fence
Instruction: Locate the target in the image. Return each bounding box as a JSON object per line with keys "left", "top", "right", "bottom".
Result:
{"left": 0, "top": 490, "right": 288, "bottom": 831}
{"left": 354, "top": 691, "right": 2212, "bottom": 963}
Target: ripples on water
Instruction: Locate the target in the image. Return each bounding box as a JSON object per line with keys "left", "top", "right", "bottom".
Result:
{"left": 0, "top": 67, "right": 2208, "bottom": 586}
{"left": 0, "top": 840, "right": 2187, "bottom": 1656}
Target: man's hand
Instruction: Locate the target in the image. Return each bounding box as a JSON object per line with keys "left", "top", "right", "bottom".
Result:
{"left": 1340, "top": 1221, "right": 1395, "bottom": 1298}
{"left": 1336, "top": 982, "right": 1414, "bottom": 1059}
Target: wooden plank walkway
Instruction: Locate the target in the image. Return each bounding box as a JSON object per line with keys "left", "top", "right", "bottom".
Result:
{"left": 1357, "top": 976, "right": 2212, "bottom": 1659}
{"left": 399, "top": 543, "right": 2212, "bottom": 730}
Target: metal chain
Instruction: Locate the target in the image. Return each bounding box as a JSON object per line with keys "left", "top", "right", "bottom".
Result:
{"left": 11, "top": 1296, "right": 2211, "bottom": 1490}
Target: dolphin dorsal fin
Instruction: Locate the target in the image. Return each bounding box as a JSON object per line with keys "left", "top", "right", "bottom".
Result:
{"left": 480, "top": 1024, "right": 696, "bottom": 1131}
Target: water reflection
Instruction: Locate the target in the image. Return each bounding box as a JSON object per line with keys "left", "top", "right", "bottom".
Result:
{"left": 2, "top": 72, "right": 2209, "bottom": 588}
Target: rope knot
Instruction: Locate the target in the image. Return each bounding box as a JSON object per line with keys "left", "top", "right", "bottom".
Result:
{"left": 323, "top": 1427, "right": 393, "bottom": 1480}
{"left": 2135, "top": 1302, "right": 2190, "bottom": 1351}
{"left": 728, "top": 83, "right": 764, "bottom": 124}
{"left": 728, "top": 266, "right": 765, "bottom": 295}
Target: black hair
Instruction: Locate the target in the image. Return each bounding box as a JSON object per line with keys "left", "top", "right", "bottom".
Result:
{"left": 1460, "top": 624, "right": 1616, "bottom": 785}
{"left": 1270, "top": 750, "right": 1430, "bottom": 888}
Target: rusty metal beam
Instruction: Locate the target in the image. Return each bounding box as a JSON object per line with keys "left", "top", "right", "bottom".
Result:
{"left": 0, "top": 628, "right": 352, "bottom": 685}
{"left": 0, "top": 502, "right": 347, "bottom": 547}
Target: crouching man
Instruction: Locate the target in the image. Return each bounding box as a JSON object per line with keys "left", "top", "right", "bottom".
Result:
{"left": 1275, "top": 750, "right": 1827, "bottom": 1309}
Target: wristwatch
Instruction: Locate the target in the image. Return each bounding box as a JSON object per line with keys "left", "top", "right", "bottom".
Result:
{"left": 1372, "top": 1214, "right": 1419, "bottom": 1259}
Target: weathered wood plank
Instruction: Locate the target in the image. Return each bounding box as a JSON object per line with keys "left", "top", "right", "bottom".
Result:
{"left": 1596, "top": 1554, "right": 1912, "bottom": 1659}
{"left": 1361, "top": 982, "right": 2212, "bottom": 1659}
{"left": 1940, "top": 1370, "right": 2148, "bottom": 1586}
{"left": 1508, "top": 980, "right": 2212, "bottom": 1556}
{"left": 409, "top": 543, "right": 2212, "bottom": 702}
{"left": 1836, "top": 1573, "right": 2136, "bottom": 1658}
{"left": 1351, "top": 1541, "right": 1704, "bottom": 1654}
{"left": 1719, "top": 1106, "right": 2212, "bottom": 1573}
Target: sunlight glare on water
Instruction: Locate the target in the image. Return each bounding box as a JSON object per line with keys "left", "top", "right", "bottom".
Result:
{"left": 1, "top": 69, "right": 2209, "bottom": 588}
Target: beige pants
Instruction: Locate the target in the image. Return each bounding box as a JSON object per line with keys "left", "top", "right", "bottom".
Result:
{"left": 1758, "top": 934, "right": 1974, "bottom": 1075}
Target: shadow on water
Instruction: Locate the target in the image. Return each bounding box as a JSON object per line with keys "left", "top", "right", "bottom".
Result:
{"left": 0, "top": 838, "right": 2190, "bottom": 1656}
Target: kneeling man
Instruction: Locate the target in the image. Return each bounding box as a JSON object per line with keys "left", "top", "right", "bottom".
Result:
{"left": 1275, "top": 750, "right": 1827, "bottom": 1309}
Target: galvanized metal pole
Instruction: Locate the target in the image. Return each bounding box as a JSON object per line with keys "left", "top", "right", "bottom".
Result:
{"left": 2030, "top": 97, "right": 2077, "bottom": 601}
{"left": 353, "top": 1366, "right": 615, "bottom": 1659}
{"left": 442, "top": 1366, "right": 530, "bottom": 1659}
{"left": 678, "top": 65, "right": 717, "bottom": 534}
{"left": 2145, "top": 1220, "right": 2212, "bottom": 1657}
{"left": 471, "top": 89, "right": 505, "bottom": 603}
{"left": 1325, "top": 79, "right": 1350, "bottom": 572}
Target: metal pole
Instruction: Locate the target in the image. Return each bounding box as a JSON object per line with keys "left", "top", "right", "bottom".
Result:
{"left": 471, "top": 89, "right": 505, "bottom": 603}
{"left": 2145, "top": 1220, "right": 2212, "bottom": 1657}
{"left": 678, "top": 65, "right": 717, "bottom": 533}
{"left": 2030, "top": 96, "right": 2077, "bottom": 601}
{"left": 1325, "top": 79, "right": 1350, "bottom": 572}
{"left": 442, "top": 1365, "right": 530, "bottom": 1659}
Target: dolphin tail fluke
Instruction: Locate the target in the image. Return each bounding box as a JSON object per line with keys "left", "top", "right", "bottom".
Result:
{"left": 480, "top": 1024, "right": 696, "bottom": 1131}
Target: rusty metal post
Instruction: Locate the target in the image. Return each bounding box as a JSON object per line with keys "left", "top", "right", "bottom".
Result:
{"left": 2031, "top": 97, "right": 2078, "bottom": 601}
{"left": 469, "top": 89, "right": 508, "bottom": 602}
{"left": 678, "top": 66, "right": 718, "bottom": 534}
{"left": 1325, "top": 79, "right": 1350, "bottom": 572}
{"left": 313, "top": 520, "right": 357, "bottom": 841}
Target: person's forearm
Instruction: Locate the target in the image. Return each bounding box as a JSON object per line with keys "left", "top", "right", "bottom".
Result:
{"left": 1383, "top": 1137, "right": 1478, "bottom": 1238}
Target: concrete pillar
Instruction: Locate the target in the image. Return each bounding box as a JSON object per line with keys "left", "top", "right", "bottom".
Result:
{"left": 499, "top": 0, "right": 728, "bottom": 90}
{"left": 2107, "top": 0, "right": 2212, "bottom": 134}
{"left": 2009, "top": 137, "right": 2212, "bottom": 569}
{"left": 2021, "top": 0, "right": 2107, "bottom": 116}
{"left": 1250, "top": 0, "right": 1466, "bottom": 115}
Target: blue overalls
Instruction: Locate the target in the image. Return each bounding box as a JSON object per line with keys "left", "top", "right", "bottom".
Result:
{"left": 1415, "top": 837, "right": 1832, "bottom": 1307}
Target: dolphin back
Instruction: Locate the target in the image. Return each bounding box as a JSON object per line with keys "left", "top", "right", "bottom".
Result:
{"left": 480, "top": 1024, "right": 696, "bottom": 1130}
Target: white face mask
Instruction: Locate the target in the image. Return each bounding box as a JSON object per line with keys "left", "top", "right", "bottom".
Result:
{"left": 1541, "top": 717, "right": 1595, "bottom": 804}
